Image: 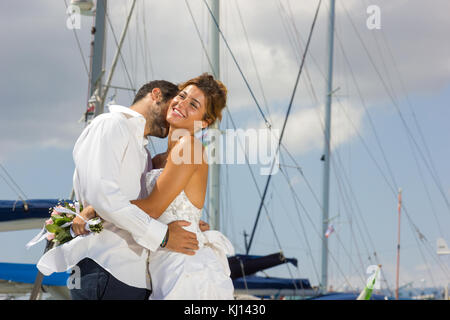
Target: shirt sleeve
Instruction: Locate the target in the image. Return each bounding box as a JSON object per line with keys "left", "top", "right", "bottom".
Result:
{"left": 73, "top": 115, "right": 167, "bottom": 252}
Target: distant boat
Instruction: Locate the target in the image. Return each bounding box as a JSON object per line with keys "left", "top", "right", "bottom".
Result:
{"left": 437, "top": 238, "right": 450, "bottom": 255}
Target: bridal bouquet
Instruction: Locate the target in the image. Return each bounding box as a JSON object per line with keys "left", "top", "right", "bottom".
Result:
{"left": 26, "top": 201, "right": 103, "bottom": 249}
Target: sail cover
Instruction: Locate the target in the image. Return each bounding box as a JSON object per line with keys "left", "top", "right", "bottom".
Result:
{"left": 233, "top": 275, "right": 312, "bottom": 290}
{"left": 0, "top": 199, "right": 61, "bottom": 232}
{"left": 227, "top": 252, "right": 298, "bottom": 280}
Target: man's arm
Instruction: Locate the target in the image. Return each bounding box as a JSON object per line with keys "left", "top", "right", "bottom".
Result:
{"left": 73, "top": 115, "right": 167, "bottom": 252}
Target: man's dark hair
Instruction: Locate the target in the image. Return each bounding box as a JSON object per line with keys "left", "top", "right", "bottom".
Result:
{"left": 132, "top": 80, "right": 179, "bottom": 105}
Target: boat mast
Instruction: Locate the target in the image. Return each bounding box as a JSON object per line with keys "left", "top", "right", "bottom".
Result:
{"left": 207, "top": 0, "right": 221, "bottom": 231}
{"left": 395, "top": 188, "right": 402, "bottom": 299}
{"left": 91, "top": 0, "right": 107, "bottom": 117}
{"left": 321, "top": 0, "right": 336, "bottom": 294}
{"left": 32, "top": 0, "right": 107, "bottom": 299}
{"left": 69, "top": 0, "right": 107, "bottom": 202}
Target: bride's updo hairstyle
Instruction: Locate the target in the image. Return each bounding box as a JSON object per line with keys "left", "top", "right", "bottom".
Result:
{"left": 178, "top": 73, "right": 227, "bottom": 127}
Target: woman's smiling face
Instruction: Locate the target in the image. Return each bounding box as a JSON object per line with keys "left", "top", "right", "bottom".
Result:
{"left": 166, "top": 85, "right": 209, "bottom": 132}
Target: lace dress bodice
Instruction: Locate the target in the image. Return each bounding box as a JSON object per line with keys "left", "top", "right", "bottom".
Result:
{"left": 145, "top": 168, "right": 207, "bottom": 245}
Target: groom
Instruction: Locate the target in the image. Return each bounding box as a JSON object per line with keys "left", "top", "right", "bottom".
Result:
{"left": 70, "top": 80, "right": 201, "bottom": 300}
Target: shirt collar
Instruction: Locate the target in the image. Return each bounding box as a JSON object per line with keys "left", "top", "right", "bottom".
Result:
{"left": 108, "top": 105, "right": 148, "bottom": 146}
{"left": 108, "top": 104, "right": 143, "bottom": 119}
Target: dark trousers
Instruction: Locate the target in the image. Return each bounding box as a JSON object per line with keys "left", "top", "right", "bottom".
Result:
{"left": 69, "top": 258, "right": 151, "bottom": 300}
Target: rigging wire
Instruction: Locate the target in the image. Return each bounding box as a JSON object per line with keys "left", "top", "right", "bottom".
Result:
{"left": 362, "top": 0, "right": 446, "bottom": 214}
{"left": 276, "top": 0, "right": 320, "bottom": 105}
{"left": 279, "top": 137, "right": 395, "bottom": 294}
{"left": 335, "top": 34, "right": 399, "bottom": 195}
{"left": 104, "top": 7, "right": 136, "bottom": 96}
{"left": 342, "top": 8, "right": 446, "bottom": 236}
{"left": 0, "top": 164, "right": 28, "bottom": 200}
{"left": 0, "top": 172, "right": 26, "bottom": 202}
{"left": 340, "top": 1, "right": 450, "bottom": 216}
{"left": 322, "top": 1, "right": 444, "bottom": 287}
{"left": 268, "top": 0, "right": 396, "bottom": 290}
{"left": 274, "top": 0, "right": 394, "bottom": 288}
{"left": 280, "top": 162, "right": 367, "bottom": 286}
{"left": 121, "top": 0, "right": 135, "bottom": 91}
{"left": 282, "top": 5, "right": 447, "bottom": 286}
{"left": 201, "top": 0, "right": 272, "bottom": 128}
{"left": 277, "top": 158, "right": 356, "bottom": 290}
{"left": 328, "top": 101, "right": 394, "bottom": 287}
{"left": 335, "top": 95, "right": 450, "bottom": 284}
{"left": 273, "top": 171, "right": 318, "bottom": 286}
{"left": 246, "top": 0, "right": 322, "bottom": 255}
{"left": 330, "top": 158, "right": 372, "bottom": 271}
{"left": 141, "top": 0, "right": 155, "bottom": 80}
{"left": 271, "top": 2, "right": 394, "bottom": 291}
{"left": 277, "top": 157, "right": 322, "bottom": 286}
{"left": 131, "top": 1, "right": 139, "bottom": 89}
{"left": 405, "top": 120, "right": 446, "bottom": 237}
{"left": 358, "top": 1, "right": 446, "bottom": 237}
{"left": 63, "top": 0, "right": 90, "bottom": 77}
{"left": 336, "top": 2, "right": 450, "bottom": 281}
{"left": 233, "top": 0, "right": 273, "bottom": 124}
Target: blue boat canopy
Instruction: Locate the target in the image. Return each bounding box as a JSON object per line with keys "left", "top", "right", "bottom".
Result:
{"left": 0, "top": 262, "right": 68, "bottom": 286}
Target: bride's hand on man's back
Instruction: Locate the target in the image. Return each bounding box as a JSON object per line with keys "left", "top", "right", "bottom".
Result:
{"left": 199, "top": 220, "right": 210, "bottom": 232}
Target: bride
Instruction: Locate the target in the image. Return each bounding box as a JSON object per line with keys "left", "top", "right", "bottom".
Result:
{"left": 74, "top": 73, "right": 234, "bottom": 300}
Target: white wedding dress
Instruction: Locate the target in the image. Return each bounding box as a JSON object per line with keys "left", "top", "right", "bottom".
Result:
{"left": 145, "top": 168, "right": 235, "bottom": 300}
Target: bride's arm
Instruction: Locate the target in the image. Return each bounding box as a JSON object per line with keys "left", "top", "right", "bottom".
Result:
{"left": 131, "top": 136, "right": 203, "bottom": 219}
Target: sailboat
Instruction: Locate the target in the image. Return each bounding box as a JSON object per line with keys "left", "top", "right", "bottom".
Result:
{"left": 1, "top": 0, "right": 449, "bottom": 300}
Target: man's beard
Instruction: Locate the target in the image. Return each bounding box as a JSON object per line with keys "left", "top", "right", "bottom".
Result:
{"left": 151, "top": 116, "right": 169, "bottom": 138}
{"left": 149, "top": 101, "right": 169, "bottom": 138}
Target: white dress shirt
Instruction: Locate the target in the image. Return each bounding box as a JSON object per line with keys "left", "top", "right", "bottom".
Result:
{"left": 70, "top": 104, "right": 167, "bottom": 289}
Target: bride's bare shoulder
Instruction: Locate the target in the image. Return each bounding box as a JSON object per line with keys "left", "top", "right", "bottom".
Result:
{"left": 171, "top": 135, "right": 206, "bottom": 167}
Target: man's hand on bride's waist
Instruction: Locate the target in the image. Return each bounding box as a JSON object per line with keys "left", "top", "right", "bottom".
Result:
{"left": 165, "top": 220, "right": 199, "bottom": 255}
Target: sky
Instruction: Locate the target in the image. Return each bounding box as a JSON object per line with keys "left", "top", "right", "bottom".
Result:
{"left": 0, "top": 0, "right": 449, "bottom": 293}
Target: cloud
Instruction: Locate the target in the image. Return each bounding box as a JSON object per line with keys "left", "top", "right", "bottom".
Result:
{"left": 244, "top": 98, "right": 364, "bottom": 156}
{"left": 1, "top": 0, "right": 449, "bottom": 162}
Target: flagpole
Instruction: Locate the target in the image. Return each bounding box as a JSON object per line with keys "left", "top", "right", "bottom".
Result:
{"left": 395, "top": 188, "right": 402, "bottom": 300}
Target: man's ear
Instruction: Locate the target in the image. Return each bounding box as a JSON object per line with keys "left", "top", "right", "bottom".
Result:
{"left": 151, "top": 88, "right": 162, "bottom": 102}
